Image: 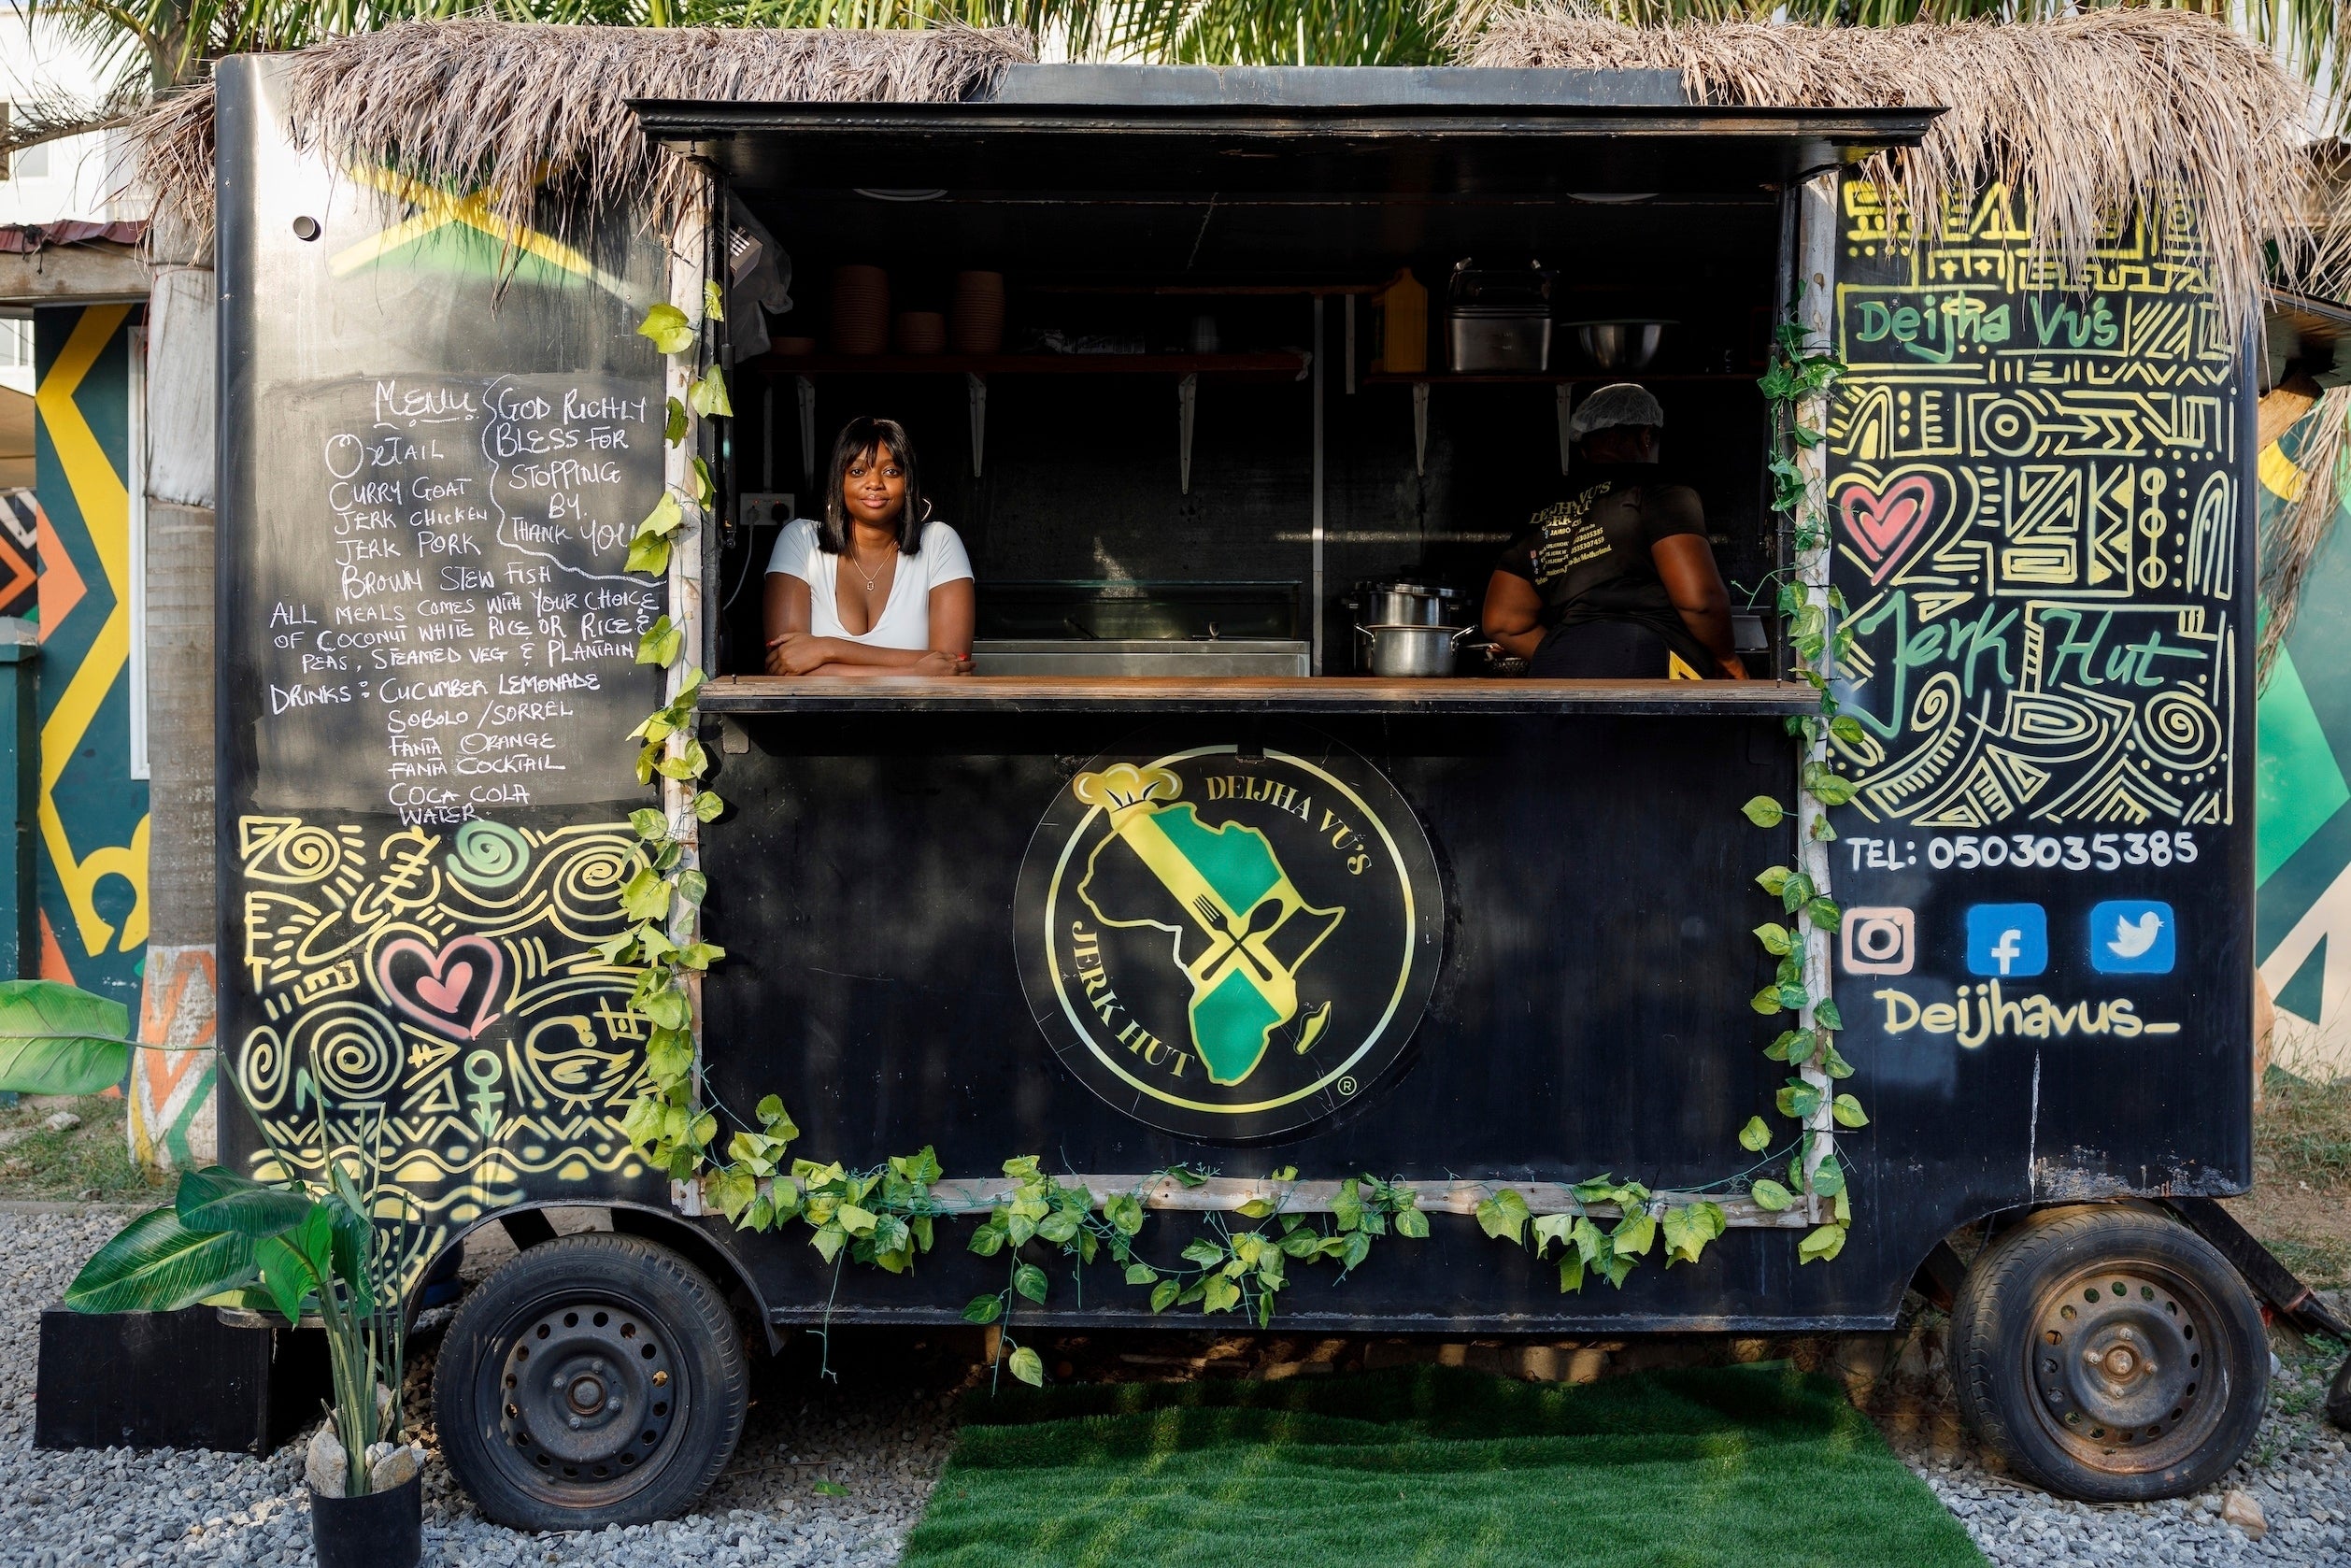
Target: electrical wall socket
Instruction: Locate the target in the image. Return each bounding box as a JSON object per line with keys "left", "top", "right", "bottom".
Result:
{"left": 737, "top": 492, "right": 796, "bottom": 528}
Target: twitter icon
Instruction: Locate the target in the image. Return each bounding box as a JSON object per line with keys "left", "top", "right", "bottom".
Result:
{"left": 2089, "top": 901, "right": 2175, "bottom": 975}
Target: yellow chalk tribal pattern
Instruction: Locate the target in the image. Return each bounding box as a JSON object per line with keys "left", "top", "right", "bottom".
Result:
{"left": 235, "top": 814, "right": 650, "bottom": 1288}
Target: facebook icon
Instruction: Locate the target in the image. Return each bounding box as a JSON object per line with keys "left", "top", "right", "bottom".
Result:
{"left": 1965, "top": 904, "right": 2048, "bottom": 977}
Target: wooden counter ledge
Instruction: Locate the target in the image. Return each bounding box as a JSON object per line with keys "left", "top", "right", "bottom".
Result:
{"left": 697, "top": 676, "right": 1820, "bottom": 718}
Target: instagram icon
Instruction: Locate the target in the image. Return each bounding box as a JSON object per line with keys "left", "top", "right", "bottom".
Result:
{"left": 1841, "top": 907, "right": 1916, "bottom": 976}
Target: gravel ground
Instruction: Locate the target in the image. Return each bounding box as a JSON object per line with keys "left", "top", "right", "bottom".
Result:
{"left": 7, "top": 1205, "right": 2351, "bottom": 1567}
{"left": 0, "top": 1210, "right": 961, "bottom": 1568}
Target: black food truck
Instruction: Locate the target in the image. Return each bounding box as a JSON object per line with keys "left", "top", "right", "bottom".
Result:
{"left": 211, "top": 39, "right": 2292, "bottom": 1531}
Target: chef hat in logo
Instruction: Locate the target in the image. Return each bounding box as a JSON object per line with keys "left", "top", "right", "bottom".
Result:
{"left": 1568, "top": 382, "right": 1665, "bottom": 439}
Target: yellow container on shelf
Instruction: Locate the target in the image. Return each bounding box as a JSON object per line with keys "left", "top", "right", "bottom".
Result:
{"left": 1372, "top": 267, "right": 1427, "bottom": 375}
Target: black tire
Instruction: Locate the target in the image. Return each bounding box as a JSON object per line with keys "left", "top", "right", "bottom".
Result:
{"left": 433, "top": 1233, "right": 748, "bottom": 1531}
{"left": 1950, "top": 1205, "right": 2269, "bottom": 1502}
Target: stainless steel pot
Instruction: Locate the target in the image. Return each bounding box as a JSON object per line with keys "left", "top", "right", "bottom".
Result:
{"left": 1351, "top": 580, "right": 1460, "bottom": 627}
{"left": 1356, "top": 623, "right": 1475, "bottom": 677}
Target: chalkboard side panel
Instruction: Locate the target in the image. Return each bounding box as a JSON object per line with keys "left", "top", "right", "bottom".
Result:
{"left": 1823, "top": 178, "right": 2253, "bottom": 1213}
{"left": 215, "top": 56, "right": 674, "bottom": 1278}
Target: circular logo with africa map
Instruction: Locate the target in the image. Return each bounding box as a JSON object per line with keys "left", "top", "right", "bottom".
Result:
{"left": 1014, "top": 731, "right": 1445, "bottom": 1141}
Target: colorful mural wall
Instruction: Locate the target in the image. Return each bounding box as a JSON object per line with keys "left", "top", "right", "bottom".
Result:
{"left": 2255, "top": 412, "right": 2351, "bottom": 1079}
{"left": 32, "top": 304, "right": 148, "bottom": 1013}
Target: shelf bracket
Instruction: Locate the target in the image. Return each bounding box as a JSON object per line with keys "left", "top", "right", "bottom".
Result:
{"left": 966, "top": 373, "right": 988, "bottom": 478}
{"left": 1413, "top": 381, "right": 1430, "bottom": 476}
{"left": 1557, "top": 383, "right": 1574, "bottom": 476}
{"left": 795, "top": 375, "right": 816, "bottom": 493}
{"left": 1178, "top": 372, "right": 1198, "bottom": 494}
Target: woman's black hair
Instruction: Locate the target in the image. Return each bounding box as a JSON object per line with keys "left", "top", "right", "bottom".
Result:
{"left": 818, "top": 416, "right": 928, "bottom": 557}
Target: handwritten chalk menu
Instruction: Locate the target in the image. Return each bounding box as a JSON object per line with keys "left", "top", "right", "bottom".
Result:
{"left": 249, "top": 373, "right": 664, "bottom": 818}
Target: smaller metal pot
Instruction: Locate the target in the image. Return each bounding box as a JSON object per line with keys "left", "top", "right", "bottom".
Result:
{"left": 1349, "top": 580, "right": 1460, "bottom": 627}
{"left": 1356, "top": 623, "right": 1475, "bottom": 677}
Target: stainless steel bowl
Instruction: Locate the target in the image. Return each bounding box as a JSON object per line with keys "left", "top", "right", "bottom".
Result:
{"left": 1356, "top": 623, "right": 1475, "bottom": 678}
{"left": 1574, "top": 321, "right": 1668, "bottom": 372}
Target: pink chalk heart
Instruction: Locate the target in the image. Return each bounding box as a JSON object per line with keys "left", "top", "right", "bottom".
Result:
{"left": 376, "top": 935, "right": 506, "bottom": 1040}
{"left": 413, "top": 961, "right": 476, "bottom": 1015}
{"left": 1836, "top": 472, "right": 1940, "bottom": 583}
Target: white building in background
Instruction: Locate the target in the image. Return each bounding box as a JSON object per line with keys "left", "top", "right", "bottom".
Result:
{"left": 0, "top": 1, "right": 137, "bottom": 393}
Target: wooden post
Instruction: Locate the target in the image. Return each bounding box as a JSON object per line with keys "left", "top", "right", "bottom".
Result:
{"left": 663, "top": 184, "right": 710, "bottom": 1212}
{"left": 1794, "top": 170, "right": 1840, "bottom": 1222}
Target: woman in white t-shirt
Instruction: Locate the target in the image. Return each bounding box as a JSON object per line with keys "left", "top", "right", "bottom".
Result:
{"left": 762, "top": 417, "right": 975, "bottom": 677}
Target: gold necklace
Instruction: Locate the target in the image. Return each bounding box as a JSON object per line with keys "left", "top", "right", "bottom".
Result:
{"left": 848, "top": 540, "right": 895, "bottom": 593}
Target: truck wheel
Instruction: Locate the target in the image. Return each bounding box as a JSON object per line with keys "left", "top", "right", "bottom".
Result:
{"left": 1951, "top": 1205, "right": 2268, "bottom": 1502}
{"left": 434, "top": 1232, "right": 748, "bottom": 1530}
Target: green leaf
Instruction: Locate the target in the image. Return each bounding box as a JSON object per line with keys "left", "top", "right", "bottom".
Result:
{"left": 692, "top": 456, "right": 715, "bottom": 506}
{"left": 638, "top": 491, "right": 685, "bottom": 540}
{"left": 1814, "top": 997, "right": 1845, "bottom": 1031}
{"left": 629, "top": 806, "right": 670, "bottom": 841}
{"left": 1202, "top": 1275, "right": 1242, "bottom": 1314}
{"left": 704, "top": 278, "right": 725, "bottom": 322}
{"left": 1755, "top": 866, "right": 1791, "bottom": 895}
{"left": 1749, "top": 1178, "right": 1794, "bottom": 1212}
{"left": 0, "top": 980, "right": 133, "bottom": 1095}
{"left": 636, "top": 304, "right": 695, "bottom": 354}
{"left": 626, "top": 533, "right": 672, "bottom": 577}
{"left": 1799, "top": 1223, "right": 1847, "bottom": 1264}
{"left": 1531, "top": 1211, "right": 1574, "bottom": 1258}
{"left": 1803, "top": 897, "right": 1841, "bottom": 932}
{"left": 1776, "top": 982, "right": 1810, "bottom": 1010}
{"left": 1830, "top": 714, "right": 1864, "bottom": 746}
{"left": 967, "top": 1223, "right": 1006, "bottom": 1258}
{"left": 1007, "top": 1347, "right": 1045, "bottom": 1387}
{"left": 1740, "top": 796, "right": 1786, "bottom": 828}
{"left": 1809, "top": 1159, "right": 1846, "bottom": 1198}
{"left": 253, "top": 1234, "right": 319, "bottom": 1323}
{"left": 1766, "top": 1028, "right": 1808, "bottom": 1062}
{"left": 1750, "top": 986, "right": 1785, "bottom": 1017}
{"left": 1475, "top": 1189, "right": 1531, "bottom": 1245}
{"left": 694, "top": 791, "right": 725, "bottom": 823}
{"left": 1235, "top": 1198, "right": 1275, "bottom": 1219}
{"left": 1737, "top": 1115, "right": 1772, "bottom": 1153}
{"left": 1149, "top": 1278, "right": 1180, "bottom": 1313}
{"left": 1612, "top": 1210, "right": 1657, "bottom": 1258}
{"left": 1181, "top": 1237, "right": 1227, "bottom": 1267}
{"left": 664, "top": 397, "right": 688, "bottom": 444}
{"left": 1777, "top": 1079, "right": 1823, "bottom": 1120}
{"left": 173, "top": 1168, "right": 312, "bottom": 1238}
{"left": 690, "top": 363, "right": 734, "bottom": 419}
{"left": 1752, "top": 922, "right": 1792, "bottom": 956}
{"left": 812, "top": 1479, "right": 849, "bottom": 1499}
{"left": 65, "top": 1207, "right": 261, "bottom": 1313}
{"left": 1013, "top": 1262, "right": 1049, "bottom": 1304}
{"left": 1393, "top": 1206, "right": 1430, "bottom": 1240}
{"left": 1831, "top": 1093, "right": 1869, "bottom": 1129}
{"left": 637, "top": 616, "right": 684, "bottom": 668}
{"left": 1123, "top": 1262, "right": 1157, "bottom": 1285}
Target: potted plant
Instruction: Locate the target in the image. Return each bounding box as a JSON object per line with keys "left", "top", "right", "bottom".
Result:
{"left": 0, "top": 977, "right": 428, "bottom": 1568}
{"left": 65, "top": 1155, "right": 426, "bottom": 1568}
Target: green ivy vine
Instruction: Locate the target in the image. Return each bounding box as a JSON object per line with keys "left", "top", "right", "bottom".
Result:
{"left": 594, "top": 284, "right": 1859, "bottom": 1387}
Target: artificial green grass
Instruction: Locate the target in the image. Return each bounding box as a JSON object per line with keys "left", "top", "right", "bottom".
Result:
{"left": 902, "top": 1362, "right": 1986, "bottom": 1568}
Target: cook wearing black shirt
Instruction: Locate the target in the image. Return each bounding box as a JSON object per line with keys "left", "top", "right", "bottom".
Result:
{"left": 1480, "top": 383, "right": 1746, "bottom": 680}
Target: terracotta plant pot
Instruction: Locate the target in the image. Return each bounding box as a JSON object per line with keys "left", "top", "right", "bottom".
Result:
{"left": 951, "top": 270, "right": 1005, "bottom": 354}
{"left": 310, "top": 1473, "right": 422, "bottom": 1568}
{"left": 830, "top": 265, "right": 890, "bottom": 355}
{"left": 895, "top": 310, "right": 948, "bottom": 354}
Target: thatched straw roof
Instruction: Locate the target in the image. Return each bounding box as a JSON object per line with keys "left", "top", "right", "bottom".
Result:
{"left": 140, "top": 10, "right": 2316, "bottom": 322}
{"left": 1465, "top": 7, "right": 2311, "bottom": 323}
{"left": 139, "top": 21, "right": 1034, "bottom": 244}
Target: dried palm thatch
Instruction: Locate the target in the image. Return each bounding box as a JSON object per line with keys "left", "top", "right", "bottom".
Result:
{"left": 1463, "top": 7, "right": 2313, "bottom": 324}
{"left": 135, "top": 20, "right": 1033, "bottom": 243}
{"left": 2259, "top": 386, "right": 2351, "bottom": 687}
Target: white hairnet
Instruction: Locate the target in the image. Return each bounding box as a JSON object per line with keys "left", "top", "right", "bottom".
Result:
{"left": 1568, "top": 382, "right": 1664, "bottom": 440}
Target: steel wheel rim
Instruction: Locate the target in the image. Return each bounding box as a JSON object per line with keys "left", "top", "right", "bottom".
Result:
{"left": 475, "top": 1293, "right": 688, "bottom": 1505}
{"left": 2025, "top": 1258, "right": 2225, "bottom": 1475}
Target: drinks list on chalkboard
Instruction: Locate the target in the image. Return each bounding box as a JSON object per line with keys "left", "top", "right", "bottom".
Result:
{"left": 249, "top": 372, "right": 665, "bottom": 818}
